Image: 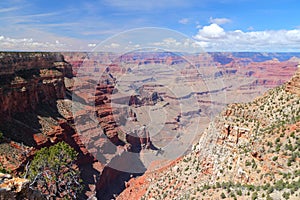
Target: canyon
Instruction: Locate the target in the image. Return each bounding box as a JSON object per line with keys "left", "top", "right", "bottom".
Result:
{"left": 118, "top": 62, "right": 300, "bottom": 200}
{"left": 0, "top": 51, "right": 299, "bottom": 199}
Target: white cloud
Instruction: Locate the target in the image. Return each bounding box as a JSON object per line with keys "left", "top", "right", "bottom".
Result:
{"left": 196, "top": 24, "right": 202, "bottom": 29}
{"left": 247, "top": 26, "right": 254, "bottom": 31}
{"left": 0, "top": 35, "right": 66, "bottom": 50}
{"left": 179, "top": 18, "right": 189, "bottom": 25}
{"left": 195, "top": 23, "right": 226, "bottom": 40}
{"left": 151, "top": 38, "right": 181, "bottom": 47}
{"left": 209, "top": 17, "right": 231, "bottom": 25}
{"left": 150, "top": 38, "right": 203, "bottom": 52}
{"left": 88, "top": 43, "right": 96, "bottom": 47}
{"left": 286, "top": 30, "right": 300, "bottom": 42}
{"left": 103, "top": 0, "right": 188, "bottom": 11}
{"left": 162, "top": 38, "right": 181, "bottom": 46}
{"left": 102, "top": 42, "right": 121, "bottom": 50}
{"left": 110, "top": 43, "right": 120, "bottom": 48}
{"left": 0, "top": 6, "right": 19, "bottom": 13}
{"left": 0, "top": 34, "right": 94, "bottom": 51}
{"left": 194, "top": 24, "right": 300, "bottom": 51}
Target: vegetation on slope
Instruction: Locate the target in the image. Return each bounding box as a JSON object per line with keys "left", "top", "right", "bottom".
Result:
{"left": 141, "top": 83, "right": 300, "bottom": 200}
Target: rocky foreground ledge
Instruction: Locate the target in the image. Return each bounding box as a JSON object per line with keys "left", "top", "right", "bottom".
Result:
{"left": 0, "top": 172, "right": 44, "bottom": 200}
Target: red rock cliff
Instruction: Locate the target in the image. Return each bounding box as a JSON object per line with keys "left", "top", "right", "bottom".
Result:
{"left": 0, "top": 52, "right": 72, "bottom": 118}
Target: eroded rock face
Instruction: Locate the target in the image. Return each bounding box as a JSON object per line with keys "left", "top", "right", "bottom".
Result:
{"left": 286, "top": 66, "right": 300, "bottom": 96}
{"left": 0, "top": 52, "right": 63, "bottom": 75}
{"left": 0, "top": 53, "right": 94, "bottom": 165}
{"left": 0, "top": 52, "right": 72, "bottom": 118}
{"left": 0, "top": 53, "right": 96, "bottom": 199}
{"left": 0, "top": 77, "right": 65, "bottom": 117}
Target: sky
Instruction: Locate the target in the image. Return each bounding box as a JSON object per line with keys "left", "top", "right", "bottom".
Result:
{"left": 0, "top": 0, "right": 300, "bottom": 52}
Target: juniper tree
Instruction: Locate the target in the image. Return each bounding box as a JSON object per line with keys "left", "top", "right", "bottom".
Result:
{"left": 27, "top": 142, "right": 82, "bottom": 199}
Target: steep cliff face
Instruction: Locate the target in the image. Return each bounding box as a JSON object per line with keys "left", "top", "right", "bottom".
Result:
{"left": 286, "top": 66, "right": 300, "bottom": 96}
{"left": 0, "top": 52, "right": 84, "bottom": 150}
{"left": 0, "top": 52, "right": 63, "bottom": 75}
{"left": 0, "top": 52, "right": 72, "bottom": 118}
{"left": 0, "top": 52, "right": 98, "bottom": 199}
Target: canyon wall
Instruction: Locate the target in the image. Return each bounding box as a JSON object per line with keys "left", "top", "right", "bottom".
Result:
{"left": 0, "top": 52, "right": 72, "bottom": 118}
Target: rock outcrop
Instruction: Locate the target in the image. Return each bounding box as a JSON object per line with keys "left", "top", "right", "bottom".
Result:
{"left": 286, "top": 65, "right": 300, "bottom": 96}
{"left": 0, "top": 173, "right": 45, "bottom": 200}
{"left": 0, "top": 52, "right": 72, "bottom": 118}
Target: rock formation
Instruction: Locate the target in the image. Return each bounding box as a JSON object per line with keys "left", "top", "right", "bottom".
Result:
{"left": 0, "top": 52, "right": 96, "bottom": 199}
{"left": 0, "top": 52, "right": 72, "bottom": 118}
{"left": 286, "top": 64, "right": 300, "bottom": 96}
{"left": 0, "top": 172, "right": 45, "bottom": 200}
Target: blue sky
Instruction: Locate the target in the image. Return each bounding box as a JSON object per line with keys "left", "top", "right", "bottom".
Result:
{"left": 0, "top": 0, "right": 300, "bottom": 51}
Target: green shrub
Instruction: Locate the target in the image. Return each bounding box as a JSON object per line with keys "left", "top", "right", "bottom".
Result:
{"left": 267, "top": 186, "right": 274, "bottom": 194}
{"left": 0, "top": 130, "right": 3, "bottom": 141}
{"left": 245, "top": 160, "right": 251, "bottom": 166}
{"left": 220, "top": 192, "right": 226, "bottom": 199}
{"left": 272, "top": 156, "right": 278, "bottom": 161}
{"left": 236, "top": 189, "right": 242, "bottom": 196}
{"left": 274, "top": 179, "right": 285, "bottom": 191}
{"left": 266, "top": 194, "right": 273, "bottom": 200}
{"left": 282, "top": 191, "right": 290, "bottom": 199}
{"left": 0, "top": 163, "right": 9, "bottom": 174}
{"left": 252, "top": 191, "right": 258, "bottom": 200}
